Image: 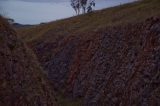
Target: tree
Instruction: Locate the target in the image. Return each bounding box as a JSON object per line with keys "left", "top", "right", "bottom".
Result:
{"left": 80, "top": 0, "right": 88, "bottom": 13}
{"left": 71, "top": 0, "right": 77, "bottom": 14}
{"left": 71, "top": 0, "right": 95, "bottom": 15}
{"left": 71, "top": 0, "right": 81, "bottom": 15}
{"left": 76, "top": 0, "right": 81, "bottom": 15}
{"left": 87, "top": 0, "right": 95, "bottom": 13}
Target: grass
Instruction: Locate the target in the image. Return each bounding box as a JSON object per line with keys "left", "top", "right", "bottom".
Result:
{"left": 57, "top": 95, "right": 82, "bottom": 106}
{"left": 0, "top": 16, "right": 10, "bottom": 31}
{"left": 18, "top": 0, "right": 160, "bottom": 43}
{"left": 17, "top": 0, "right": 160, "bottom": 105}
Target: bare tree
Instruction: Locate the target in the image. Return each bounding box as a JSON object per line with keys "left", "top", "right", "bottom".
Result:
{"left": 71, "top": 0, "right": 81, "bottom": 15}
{"left": 71, "top": 0, "right": 95, "bottom": 15}
{"left": 80, "top": 0, "right": 88, "bottom": 14}
{"left": 77, "top": 0, "right": 81, "bottom": 15}
{"left": 87, "top": 0, "right": 95, "bottom": 13}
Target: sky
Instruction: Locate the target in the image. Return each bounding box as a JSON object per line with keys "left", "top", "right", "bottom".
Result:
{"left": 19, "top": 0, "right": 68, "bottom": 2}
{"left": 0, "top": 0, "right": 136, "bottom": 24}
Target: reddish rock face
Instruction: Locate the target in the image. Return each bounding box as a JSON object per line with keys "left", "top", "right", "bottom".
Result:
{"left": 0, "top": 17, "right": 57, "bottom": 106}
{"left": 30, "top": 17, "right": 160, "bottom": 106}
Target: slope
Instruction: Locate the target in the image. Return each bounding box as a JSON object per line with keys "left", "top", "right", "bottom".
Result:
{"left": 18, "top": 0, "right": 160, "bottom": 105}
{"left": 0, "top": 16, "right": 57, "bottom": 106}
{"left": 18, "top": 0, "right": 160, "bottom": 42}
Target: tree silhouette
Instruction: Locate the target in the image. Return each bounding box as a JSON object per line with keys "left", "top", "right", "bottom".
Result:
{"left": 71, "top": 0, "right": 95, "bottom": 15}
{"left": 87, "top": 0, "right": 95, "bottom": 13}
{"left": 71, "top": 0, "right": 81, "bottom": 15}
{"left": 80, "top": 0, "right": 88, "bottom": 13}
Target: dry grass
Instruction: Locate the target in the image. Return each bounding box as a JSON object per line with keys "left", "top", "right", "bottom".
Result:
{"left": 16, "top": 0, "right": 160, "bottom": 105}
{"left": 18, "top": 0, "right": 160, "bottom": 43}
{"left": 0, "top": 16, "right": 10, "bottom": 31}
{"left": 57, "top": 95, "right": 82, "bottom": 106}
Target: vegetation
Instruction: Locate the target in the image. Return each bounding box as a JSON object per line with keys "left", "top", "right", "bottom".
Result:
{"left": 16, "top": 0, "right": 160, "bottom": 105}
{"left": 0, "top": 16, "right": 57, "bottom": 106}
{"left": 57, "top": 95, "right": 82, "bottom": 106}
{"left": 71, "top": 0, "right": 95, "bottom": 14}
{"left": 18, "top": 0, "right": 160, "bottom": 43}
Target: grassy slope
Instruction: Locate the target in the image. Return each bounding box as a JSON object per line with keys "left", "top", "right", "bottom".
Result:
{"left": 17, "top": 0, "right": 160, "bottom": 105}
{"left": 0, "top": 16, "right": 57, "bottom": 106}
{"left": 18, "top": 0, "right": 160, "bottom": 43}
{"left": 57, "top": 95, "right": 82, "bottom": 106}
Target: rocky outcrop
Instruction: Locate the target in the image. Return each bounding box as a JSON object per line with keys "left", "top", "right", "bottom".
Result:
{"left": 0, "top": 17, "right": 57, "bottom": 106}
{"left": 30, "top": 17, "right": 160, "bottom": 106}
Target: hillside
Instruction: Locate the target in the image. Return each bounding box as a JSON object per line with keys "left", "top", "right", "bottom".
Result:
{"left": 18, "top": 0, "right": 160, "bottom": 106}
{"left": 0, "top": 16, "right": 57, "bottom": 106}
{"left": 18, "top": 0, "right": 160, "bottom": 42}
